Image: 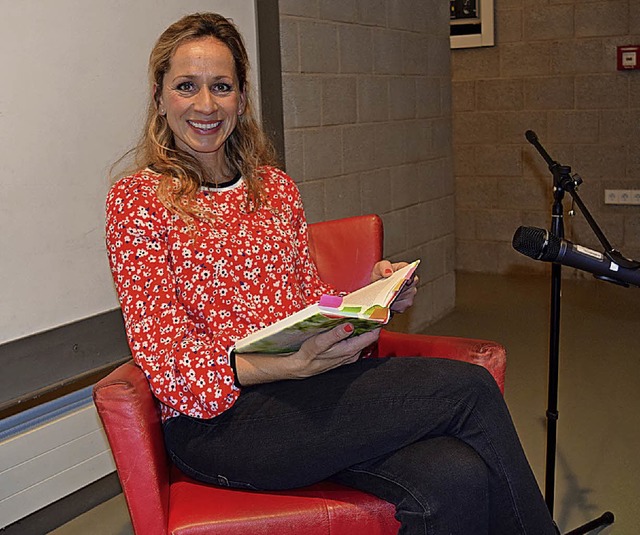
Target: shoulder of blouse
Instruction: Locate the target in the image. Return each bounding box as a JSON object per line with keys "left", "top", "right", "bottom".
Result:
{"left": 109, "top": 168, "right": 162, "bottom": 193}
{"left": 256, "top": 165, "right": 300, "bottom": 192}
{"left": 107, "top": 169, "right": 161, "bottom": 206}
{"left": 257, "top": 165, "right": 289, "bottom": 181}
{"left": 106, "top": 168, "right": 167, "bottom": 219}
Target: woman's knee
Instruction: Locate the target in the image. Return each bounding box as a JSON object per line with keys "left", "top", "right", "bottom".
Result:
{"left": 438, "top": 358, "right": 502, "bottom": 401}
{"left": 407, "top": 357, "right": 502, "bottom": 400}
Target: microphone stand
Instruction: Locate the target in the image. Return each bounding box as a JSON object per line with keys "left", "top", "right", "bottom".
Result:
{"left": 525, "top": 130, "right": 617, "bottom": 534}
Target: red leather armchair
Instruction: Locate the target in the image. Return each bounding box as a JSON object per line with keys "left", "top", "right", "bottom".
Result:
{"left": 93, "top": 214, "right": 506, "bottom": 534}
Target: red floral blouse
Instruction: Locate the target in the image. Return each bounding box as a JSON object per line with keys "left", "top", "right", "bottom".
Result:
{"left": 106, "top": 166, "right": 334, "bottom": 421}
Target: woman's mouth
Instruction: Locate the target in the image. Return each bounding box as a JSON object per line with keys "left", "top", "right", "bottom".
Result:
{"left": 188, "top": 120, "right": 222, "bottom": 132}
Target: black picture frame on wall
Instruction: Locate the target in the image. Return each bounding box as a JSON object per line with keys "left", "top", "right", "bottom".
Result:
{"left": 450, "top": 0, "right": 494, "bottom": 49}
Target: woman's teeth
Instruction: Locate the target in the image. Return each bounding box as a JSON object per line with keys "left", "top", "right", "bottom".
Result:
{"left": 189, "top": 121, "right": 221, "bottom": 130}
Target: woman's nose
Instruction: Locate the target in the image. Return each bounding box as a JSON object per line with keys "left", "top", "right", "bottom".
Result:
{"left": 194, "top": 88, "right": 217, "bottom": 114}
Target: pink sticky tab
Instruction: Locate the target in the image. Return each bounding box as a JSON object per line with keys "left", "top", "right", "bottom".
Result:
{"left": 319, "top": 294, "right": 343, "bottom": 308}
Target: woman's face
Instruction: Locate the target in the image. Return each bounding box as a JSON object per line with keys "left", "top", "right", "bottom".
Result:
{"left": 158, "top": 37, "right": 246, "bottom": 177}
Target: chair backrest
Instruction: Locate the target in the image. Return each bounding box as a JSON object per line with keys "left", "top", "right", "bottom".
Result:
{"left": 307, "top": 214, "right": 383, "bottom": 292}
{"left": 93, "top": 214, "right": 384, "bottom": 534}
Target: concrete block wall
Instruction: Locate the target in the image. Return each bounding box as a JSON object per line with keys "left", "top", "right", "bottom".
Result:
{"left": 453, "top": 0, "right": 640, "bottom": 277}
{"left": 279, "top": 0, "right": 455, "bottom": 330}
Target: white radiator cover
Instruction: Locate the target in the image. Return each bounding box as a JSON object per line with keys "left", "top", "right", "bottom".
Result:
{"left": 0, "top": 387, "right": 116, "bottom": 528}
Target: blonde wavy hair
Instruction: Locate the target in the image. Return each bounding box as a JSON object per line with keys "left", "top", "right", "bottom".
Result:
{"left": 117, "top": 12, "right": 277, "bottom": 223}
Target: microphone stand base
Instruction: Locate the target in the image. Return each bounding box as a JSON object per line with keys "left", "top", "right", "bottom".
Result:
{"left": 563, "top": 511, "right": 614, "bottom": 535}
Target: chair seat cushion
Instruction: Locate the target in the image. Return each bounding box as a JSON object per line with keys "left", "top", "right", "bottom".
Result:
{"left": 168, "top": 468, "right": 399, "bottom": 535}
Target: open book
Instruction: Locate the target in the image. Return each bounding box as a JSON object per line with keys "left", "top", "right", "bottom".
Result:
{"left": 235, "top": 260, "right": 420, "bottom": 354}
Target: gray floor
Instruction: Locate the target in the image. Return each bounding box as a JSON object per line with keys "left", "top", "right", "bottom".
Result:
{"left": 52, "top": 272, "right": 639, "bottom": 534}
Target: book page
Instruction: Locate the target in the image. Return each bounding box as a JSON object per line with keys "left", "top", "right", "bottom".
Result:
{"left": 341, "top": 260, "right": 419, "bottom": 308}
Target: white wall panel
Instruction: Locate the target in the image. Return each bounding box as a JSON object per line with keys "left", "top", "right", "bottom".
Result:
{"left": 0, "top": 399, "right": 115, "bottom": 528}
{"left": 0, "top": 1, "right": 259, "bottom": 344}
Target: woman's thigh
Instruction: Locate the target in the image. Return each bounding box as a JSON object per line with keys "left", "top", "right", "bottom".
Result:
{"left": 163, "top": 357, "right": 500, "bottom": 489}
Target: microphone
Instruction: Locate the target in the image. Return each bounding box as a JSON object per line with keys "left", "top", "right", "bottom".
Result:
{"left": 512, "top": 226, "right": 640, "bottom": 288}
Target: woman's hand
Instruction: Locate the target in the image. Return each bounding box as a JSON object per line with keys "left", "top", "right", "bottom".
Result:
{"left": 288, "top": 323, "right": 381, "bottom": 378}
{"left": 235, "top": 324, "right": 381, "bottom": 385}
{"left": 370, "top": 260, "right": 419, "bottom": 313}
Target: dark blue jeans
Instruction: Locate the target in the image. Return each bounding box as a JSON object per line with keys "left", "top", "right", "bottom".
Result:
{"left": 163, "top": 357, "right": 556, "bottom": 534}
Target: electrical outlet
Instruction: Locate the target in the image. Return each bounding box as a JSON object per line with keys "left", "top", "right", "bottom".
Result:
{"left": 605, "top": 189, "right": 640, "bottom": 205}
{"left": 605, "top": 189, "right": 619, "bottom": 204}
{"left": 620, "top": 190, "right": 632, "bottom": 204}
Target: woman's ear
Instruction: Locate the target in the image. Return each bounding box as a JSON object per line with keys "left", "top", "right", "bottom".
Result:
{"left": 154, "top": 83, "right": 166, "bottom": 116}
{"left": 238, "top": 90, "right": 247, "bottom": 116}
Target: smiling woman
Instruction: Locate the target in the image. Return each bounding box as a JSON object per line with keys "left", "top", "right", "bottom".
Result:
{"left": 157, "top": 38, "right": 246, "bottom": 179}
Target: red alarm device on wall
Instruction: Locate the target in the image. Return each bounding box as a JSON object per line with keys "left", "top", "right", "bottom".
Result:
{"left": 617, "top": 45, "right": 640, "bottom": 70}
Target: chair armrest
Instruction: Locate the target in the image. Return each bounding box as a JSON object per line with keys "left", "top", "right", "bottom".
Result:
{"left": 376, "top": 329, "right": 506, "bottom": 394}
{"left": 93, "top": 362, "right": 171, "bottom": 535}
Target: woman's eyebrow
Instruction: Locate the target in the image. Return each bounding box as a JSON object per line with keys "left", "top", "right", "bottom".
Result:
{"left": 169, "top": 73, "right": 234, "bottom": 82}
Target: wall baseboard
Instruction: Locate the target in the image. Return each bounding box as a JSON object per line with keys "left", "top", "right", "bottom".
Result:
{"left": 0, "top": 308, "right": 130, "bottom": 419}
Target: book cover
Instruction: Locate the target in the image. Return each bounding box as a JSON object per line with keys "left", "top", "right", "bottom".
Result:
{"left": 235, "top": 260, "right": 420, "bottom": 354}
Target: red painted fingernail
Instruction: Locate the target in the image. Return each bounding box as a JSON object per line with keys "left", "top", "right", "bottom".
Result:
{"left": 344, "top": 324, "right": 354, "bottom": 333}
{"left": 384, "top": 268, "right": 393, "bottom": 275}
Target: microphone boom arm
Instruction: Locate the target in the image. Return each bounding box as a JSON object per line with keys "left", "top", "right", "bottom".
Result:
{"left": 525, "top": 130, "right": 640, "bottom": 271}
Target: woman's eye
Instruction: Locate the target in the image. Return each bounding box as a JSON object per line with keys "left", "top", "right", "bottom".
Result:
{"left": 212, "top": 82, "right": 233, "bottom": 93}
{"left": 176, "top": 81, "right": 195, "bottom": 92}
